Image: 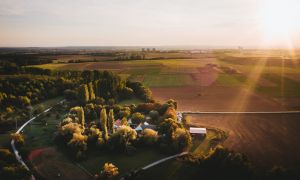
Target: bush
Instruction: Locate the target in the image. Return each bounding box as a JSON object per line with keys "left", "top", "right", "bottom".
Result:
{"left": 10, "top": 133, "right": 25, "bottom": 147}
{"left": 108, "top": 126, "right": 137, "bottom": 152}
{"left": 131, "top": 112, "right": 145, "bottom": 124}
{"left": 171, "top": 128, "right": 192, "bottom": 153}
{"left": 139, "top": 128, "right": 158, "bottom": 146}
{"left": 149, "top": 110, "right": 160, "bottom": 124}
{"left": 97, "top": 163, "right": 119, "bottom": 180}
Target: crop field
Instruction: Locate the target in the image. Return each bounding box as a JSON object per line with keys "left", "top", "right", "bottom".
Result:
{"left": 32, "top": 51, "right": 300, "bottom": 111}
{"left": 189, "top": 113, "right": 300, "bottom": 168}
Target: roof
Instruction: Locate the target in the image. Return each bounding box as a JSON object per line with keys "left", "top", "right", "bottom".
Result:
{"left": 114, "top": 119, "right": 122, "bottom": 127}
{"left": 189, "top": 127, "right": 207, "bottom": 134}
{"left": 135, "top": 125, "right": 143, "bottom": 131}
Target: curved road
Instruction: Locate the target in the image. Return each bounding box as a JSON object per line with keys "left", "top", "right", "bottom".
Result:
{"left": 11, "top": 99, "right": 65, "bottom": 180}
{"left": 141, "top": 151, "right": 188, "bottom": 170}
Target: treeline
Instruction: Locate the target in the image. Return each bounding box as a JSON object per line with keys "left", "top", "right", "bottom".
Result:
{"left": 0, "top": 68, "right": 153, "bottom": 131}
{"left": 0, "top": 54, "right": 53, "bottom": 66}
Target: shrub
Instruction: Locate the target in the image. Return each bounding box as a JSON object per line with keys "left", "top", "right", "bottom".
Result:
{"left": 97, "top": 163, "right": 119, "bottom": 180}
{"left": 108, "top": 125, "right": 137, "bottom": 152}
{"left": 149, "top": 110, "right": 160, "bottom": 124}
{"left": 131, "top": 112, "right": 145, "bottom": 124}
{"left": 172, "top": 128, "right": 192, "bottom": 152}
{"left": 139, "top": 128, "right": 158, "bottom": 146}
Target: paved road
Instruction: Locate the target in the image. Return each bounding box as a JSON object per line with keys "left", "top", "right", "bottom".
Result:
{"left": 141, "top": 152, "right": 188, "bottom": 170}
{"left": 11, "top": 99, "right": 65, "bottom": 180}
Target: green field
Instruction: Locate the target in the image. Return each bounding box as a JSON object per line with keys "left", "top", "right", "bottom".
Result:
{"left": 31, "top": 51, "right": 300, "bottom": 111}
{"left": 215, "top": 74, "right": 248, "bottom": 86}
{"left": 119, "top": 98, "right": 143, "bottom": 105}
{"left": 80, "top": 148, "right": 166, "bottom": 176}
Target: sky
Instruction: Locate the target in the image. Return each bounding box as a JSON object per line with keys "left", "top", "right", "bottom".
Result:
{"left": 0, "top": 0, "right": 300, "bottom": 48}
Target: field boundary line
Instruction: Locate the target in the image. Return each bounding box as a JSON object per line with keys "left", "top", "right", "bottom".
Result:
{"left": 179, "top": 111, "right": 300, "bottom": 114}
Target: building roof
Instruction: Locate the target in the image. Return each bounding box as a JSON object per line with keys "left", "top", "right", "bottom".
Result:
{"left": 189, "top": 127, "right": 207, "bottom": 134}
{"left": 135, "top": 125, "right": 143, "bottom": 131}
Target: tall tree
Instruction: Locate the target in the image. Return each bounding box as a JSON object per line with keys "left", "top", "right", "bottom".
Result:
{"left": 70, "top": 106, "right": 85, "bottom": 128}
{"left": 78, "top": 84, "right": 89, "bottom": 103}
{"left": 108, "top": 109, "right": 115, "bottom": 133}
{"left": 100, "top": 108, "right": 108, "bottom": 140}
{"left": 88, "top": 82, "right": 95, "bottom": 101}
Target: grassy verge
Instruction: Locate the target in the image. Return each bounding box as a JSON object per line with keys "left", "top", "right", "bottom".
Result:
{"left": 80, "top": 148, "right": 167, "bottom": 176}
{"left": 134, "top": 128, "right": 228, "bottom": 180}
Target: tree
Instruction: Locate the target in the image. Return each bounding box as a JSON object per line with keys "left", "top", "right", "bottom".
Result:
{"left": 100, "top": 108, "right": 108, "bottom": 140}
{"left": 164, "top": 107, "right": 177, "bottom": 120}
{"left": 149, "top": 110, "right": 160, "bottom": 124}
{"left": 108, "top": 125, "right": 137, "bottom": 152}
{"left": 159, "top": 118, "right": 182, "bottom": 141}
{"left": 107, "top": 98, "right": 114, "bottom": 106}
{"left": 172, "top": 128, "right": 192, "bottom": 152}
{"left": 140, "top": 128, "right": 158, "bottom": 146}
{"left": 78, "top": 84, "right": 89, "bottom": 103}
{"left": 10, "top": 133, "right": 24, "bottom": 147}
{"left": 70, "top": 106, "right": 85, "bottom": 128}
{"left": 120, "top": 87, "right": 134, "bottom": 100}
{"left": 98, "top": 163, "right": 119, "bottom": 180}
{"left": 131, "top": 112, "right": 145, "bottom": 124}
{"left": 166, "top": 99, "right": 177, "bottom": 109}
{"left": 81, "top": 70, "right": 94, "bottom": 83}
{"left": 88, "top": 82, "right": 96, "bottom": 101}
{"left": 121, "top": 117, "right": 128, "bottom": 126}
{"left": 182, "top": 114, "right": 191, "bottom": 126}
{"left": 67, "top": 132, "right": 88, "bottom": 159}
{"left": 108, "top": 109, "right": 115, "bottom": 133}
{"left": 87, "top": 126, "right": 103, "bottom": 146}
{"left": 18, "top": 96, "right": 31, "bottom": 106}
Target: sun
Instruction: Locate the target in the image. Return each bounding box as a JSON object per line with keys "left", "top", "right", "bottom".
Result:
{"left": 258, "top": 0, "right": 299, "bottom": 47}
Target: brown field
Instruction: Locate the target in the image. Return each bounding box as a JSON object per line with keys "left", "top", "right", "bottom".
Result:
{"left": 152, "top": 86, "right": 284, "bottom": 111}
{"left": 34, "top": 52, "right": 300, "bottom": 111}
{"left": 190, "top": 113, "right": 300, "bottom": 168}
{"left": 29, "top": 147, "right": 90, "bottom": 180}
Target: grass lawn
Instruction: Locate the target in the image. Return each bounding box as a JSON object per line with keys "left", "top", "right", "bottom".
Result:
{"left": 119, "top": 98, "right": 143, "bottom": 105}
{"left": 23, "top": 97, "right": 67, "bottom": 150}
{"left": 23, "top": 117, "right": 59, "bottom": 149}
{"left": 31, "top": 96, "right": 64, "bottom": 112}
{"left": 0, "top": 133, "right": 11, "bottom": 148}
{"left": 0, "top": 97, "right": 65, "bottom": 149}
{"left": 79, "top": 148, "right": 167, "bottom": 176}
